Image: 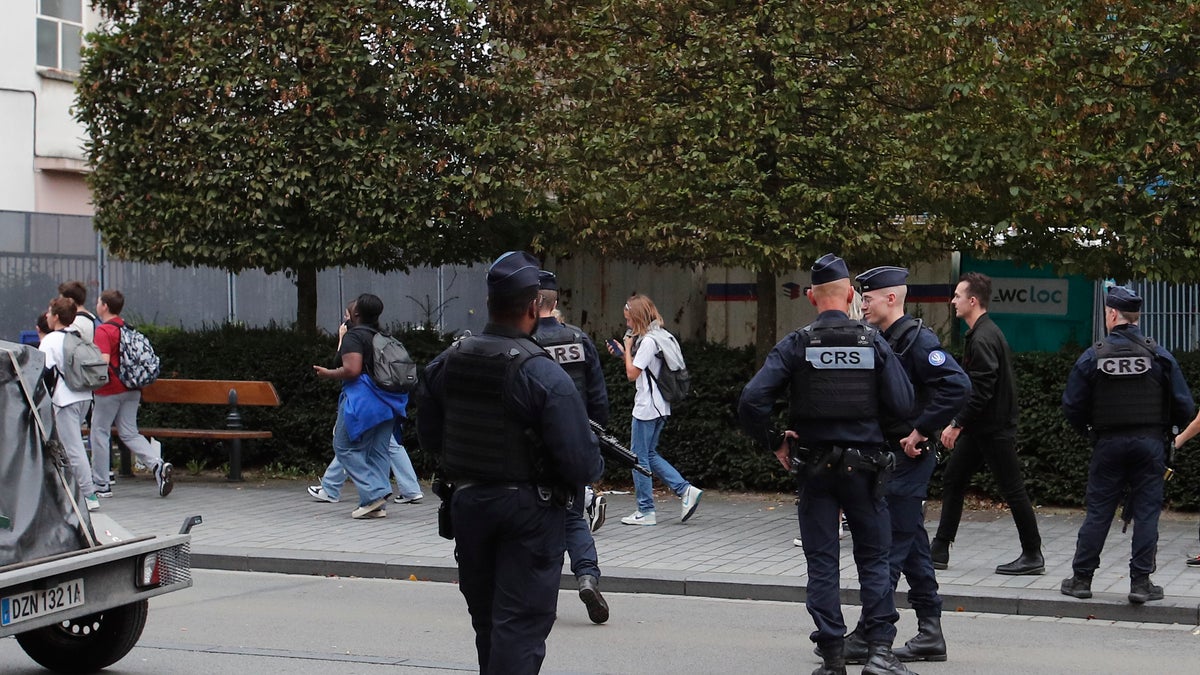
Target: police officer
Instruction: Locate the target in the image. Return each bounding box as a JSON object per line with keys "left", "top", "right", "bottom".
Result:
{"left": 738, "top": 254, "right": 917, "bottom": 675}
{"left": 531, "top": 269, "right": 612, "bottom": 624}
{"left": 416, "top": 251, "right": 603, "bottom": 674}
{"left": 1060, "top": 286, "right": 1194, "bottom": 604}
{"left": 831, "top": 266, "right": 969, "bottom": 664}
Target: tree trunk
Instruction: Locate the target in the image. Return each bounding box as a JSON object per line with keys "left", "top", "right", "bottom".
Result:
{"left": 755, "top": 268, "right": 777, "bottom": 366}
{"left": 295, "top": 264, "right": 318, "bottom": 335}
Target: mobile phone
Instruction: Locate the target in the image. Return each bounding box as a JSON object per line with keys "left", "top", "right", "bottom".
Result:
{"left": 606, "top": 338, "right": 624, "bottom": 357}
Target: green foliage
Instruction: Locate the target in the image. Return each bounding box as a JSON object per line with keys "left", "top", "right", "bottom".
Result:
{"left": 142, "top": 325, "right": 1200, "bottom": 510}
{"left": 77, "top": 1, "right": 534, "bottom": 328}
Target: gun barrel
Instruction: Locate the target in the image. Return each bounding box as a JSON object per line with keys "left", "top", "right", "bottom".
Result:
{"left": 589, "top": 420, "right": 652, "bottom": 477}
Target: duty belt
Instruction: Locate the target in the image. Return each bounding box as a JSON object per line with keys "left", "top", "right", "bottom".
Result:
{"left": 789, "top": 443, "right": 895, "bottom": 499}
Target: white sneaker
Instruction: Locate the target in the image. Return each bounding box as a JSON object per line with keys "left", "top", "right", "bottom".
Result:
{"left": 85, "top": 494, "right": 100, "bottom": 512}
{"left": 588, "top": 495, "right": 607, "bottom": 533}
{"left": 680, "top": 485, "right": 703, "bottom": 522}
{"left": 394, "top": 493, "right": 424, "bottom": 504}
{"left": 840, "top": 515, "right": 850, "bottom": 540}
{"left": 620, "top": 510, "right": 656, "bottom": 526}
{"left": 352, "top": 497, "right": 388, "bottom": 519}
{"left": 308, "top": 485, "right": 339, "bottom": 503}
{"left": 155, "top": 462, "right": 174, "bottom": 498}
{"left": 793, "top": 537, "right": 802, "bottom": 547}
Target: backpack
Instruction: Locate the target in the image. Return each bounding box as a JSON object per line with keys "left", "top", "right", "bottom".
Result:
{"left": 111, "top": 322, "right": 160, "bottom": 389}
{"left": 57, "top": 330, "right": 109, "bottom": 391}
{"left": 368, "top": 329, "right": 418, "bottom": 393}
{"left": 645, "top": 332, "right": 692, "bottom": 405}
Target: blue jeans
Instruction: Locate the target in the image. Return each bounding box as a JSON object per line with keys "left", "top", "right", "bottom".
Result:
{"left": 631, "top": 416, "right": 689, "bottom": 514}
{"left": 321, "top": 436, "right": 422, "bottom": 500}
{"left": 331, "top": 398, "right": 393, "bottom": 507}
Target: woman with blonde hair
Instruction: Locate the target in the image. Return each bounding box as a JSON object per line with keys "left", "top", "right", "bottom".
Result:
{"left": 606, "top": 294, "right": 702, "bottom": 525}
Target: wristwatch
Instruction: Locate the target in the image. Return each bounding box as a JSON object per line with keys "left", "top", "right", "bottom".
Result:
{"left": 949, "top": 418, "right": 961, "bottom": 429}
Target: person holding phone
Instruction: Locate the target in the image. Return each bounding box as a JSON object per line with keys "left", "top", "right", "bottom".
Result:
{"left": 606, "top": 294, "right": 702, "bottom": 526}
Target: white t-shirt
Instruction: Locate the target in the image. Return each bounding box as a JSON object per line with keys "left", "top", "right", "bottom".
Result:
{"left": 70, "top": 313, "right": 95, "bottom": 344}
{"left": 632, "top": 335, "right": 671, "bottom": 421}
{"left": 39, "top": 329, "right": 94, "bottom": 407}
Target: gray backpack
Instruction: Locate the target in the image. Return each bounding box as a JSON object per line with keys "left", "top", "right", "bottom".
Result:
{"left": 58, "top": 330, "right": 109, "bottom": 391}
{"left": 368, "top": 330, "right": 418, "bottom": 393}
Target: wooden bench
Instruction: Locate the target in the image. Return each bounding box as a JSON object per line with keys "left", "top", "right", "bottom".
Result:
{"left": 100, "top": 379, "right": 281, "bottom": 482}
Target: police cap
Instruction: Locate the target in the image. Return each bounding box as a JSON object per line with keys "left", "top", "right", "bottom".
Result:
{"left": 811, "top": 253, "right": 849, "bottom": 286}
{"left": 487, "top": 251, "right": 541, "bottom": 297}
{"left": 1105, "top": 285, "right": 1143, "bottom": 312}
{"left": 538, "top": 270, "right": 558, "bottom": 291}
{"left": 855, "top": 266, "right": 909, "bottom": 292}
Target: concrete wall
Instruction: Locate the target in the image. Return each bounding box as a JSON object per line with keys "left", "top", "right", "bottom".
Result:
{"left": 0, "top": 2, "right": 96, "bottom": 216}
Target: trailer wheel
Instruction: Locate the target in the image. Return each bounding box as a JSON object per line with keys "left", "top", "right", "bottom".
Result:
{"left": 15, "top": 600, "right": 149, "bottom": 673}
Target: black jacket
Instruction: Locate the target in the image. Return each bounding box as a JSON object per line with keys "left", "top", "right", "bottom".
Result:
{"left": 957, "top": 313, "right": 1018, "bottom": 434}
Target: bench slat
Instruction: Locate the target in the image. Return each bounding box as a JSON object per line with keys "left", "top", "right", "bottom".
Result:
{"left": 83, "top": 427, "right": 272, "bottom": 440}
{"left": 138, "top": 428, "right": 273, "bottom": 440}
{"left": 140, "top": 379, "right": 281, "bottom": 406}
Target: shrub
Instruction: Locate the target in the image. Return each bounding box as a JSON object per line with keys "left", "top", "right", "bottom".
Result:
{"left": 141, "top": 324, "right": 1200, "bottom": 511}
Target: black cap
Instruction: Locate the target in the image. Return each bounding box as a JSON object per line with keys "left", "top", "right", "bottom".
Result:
{"left": 487, "top": 251, "right": 541, "bottom": 296}
{"left": 855, "top": 266, "right": 909, "bottom": 292}
{"left": 1105, "top": 286, "right": 1143, "bottom": 312}
{"left": 538, "top": 270, "right": 558, "bottom": 291}
{"left": 811, "top": 253, "right": 849, "bottom": 286}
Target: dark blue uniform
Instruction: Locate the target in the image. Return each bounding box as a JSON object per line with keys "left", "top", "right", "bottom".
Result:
{"left": 534, "top": 315, "right": 609, "bottom": 583}
{"left": 1062, "top": 323, "right": 1194, "bottom": 582}
{"left": 738, "top": 309, "right": 915, "bottom": 648}
{"left": 879, "top": 316, "right": 969, "bottom": 619}
{"left": 418, "top": 323, "right": 602, "bottom": 674}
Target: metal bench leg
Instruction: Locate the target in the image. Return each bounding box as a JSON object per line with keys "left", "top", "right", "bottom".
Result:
{"left": 118, "top": 439, "right": 133, "bottom": 478}
{"left": 227, "top": 438, "right": 243, "bottom": 482}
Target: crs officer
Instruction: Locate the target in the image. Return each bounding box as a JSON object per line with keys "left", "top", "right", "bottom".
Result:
{"left": 830, "top": 266, "right": 970, "bottom": 665}
{"left": 416, "top": 251, "right": 603, "bottom": 674}
{"left": 738, "top": 254, "right": 917, "bottom": 675}
{"left": 531, "top": 269, "right": 612, "bottom": 624}
{"left": 1060, "top": 286, "right": 1194, "bottom": 605}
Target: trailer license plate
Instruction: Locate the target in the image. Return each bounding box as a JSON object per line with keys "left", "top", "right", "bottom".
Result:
{"left": 1, "top": 578, "right": 85, "bottom": 627}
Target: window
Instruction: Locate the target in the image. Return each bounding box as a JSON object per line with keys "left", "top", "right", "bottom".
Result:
{"left": 37, "top": 0, "right": 83, "bottom": 72}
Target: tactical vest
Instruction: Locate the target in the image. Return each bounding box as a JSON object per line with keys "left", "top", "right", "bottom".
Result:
{"left": 790, "top": 317, "right": 879, "bottom": 424}
{"left": 532, "top": 321, "right": 588, "bottom": 396}
{"left": 440, "top": 333, "right": 548, "bottom": 483}
{"left": 1091, "top": 336, "right": 1165, "bottom": 430}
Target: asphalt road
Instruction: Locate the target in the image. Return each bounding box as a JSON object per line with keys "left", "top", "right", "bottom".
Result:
{"left": 2, "top": 571, "right": 1198, "bottom": 674}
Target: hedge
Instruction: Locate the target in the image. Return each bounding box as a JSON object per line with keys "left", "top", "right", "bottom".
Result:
{"left": 140, "top": 325, "right": 1200, "bottom": 510}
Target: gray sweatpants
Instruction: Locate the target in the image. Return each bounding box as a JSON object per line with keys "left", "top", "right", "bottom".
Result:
{"left": 53, "top": 399, "right": 96, "bottom": 497}
{"left": 90, "top": 390, "right": 162, "bottom": 491}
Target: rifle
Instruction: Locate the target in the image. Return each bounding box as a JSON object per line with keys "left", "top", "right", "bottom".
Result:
{"left": 589, "top": 420, "right": 652, "bottom": 477}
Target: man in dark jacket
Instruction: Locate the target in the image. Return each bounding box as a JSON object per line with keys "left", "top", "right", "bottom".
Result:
{"left": 417, "top": 251, "right": 603, "bottom": 674}
{"left": 532, "top": 269, "right": 611, "bottom": 624}
{"left": 933, "top": 272, "right": 1044, "bottom": 576}
{"left": 1060, "top": 286, "right": 1194, "bottom": 604}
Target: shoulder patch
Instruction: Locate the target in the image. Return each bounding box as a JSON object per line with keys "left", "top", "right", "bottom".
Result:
{"left": 928, "top": 350, "right": 947, "bottom": 367}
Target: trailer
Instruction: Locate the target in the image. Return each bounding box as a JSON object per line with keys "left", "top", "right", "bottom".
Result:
{"left": 0, "top": 342, "right": 198, "bottom": 672}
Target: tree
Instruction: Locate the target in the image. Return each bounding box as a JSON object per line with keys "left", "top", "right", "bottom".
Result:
{"left": 475, "top": 1, "right": 967, "bottom": 359}
{"left": 77, "top": 0, "right": 531, "bottom": 333}
{"left": 917, "top": 1, "right": 1200, "bottom": 282}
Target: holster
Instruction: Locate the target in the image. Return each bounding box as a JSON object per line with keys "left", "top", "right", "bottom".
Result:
{"left": 432, "top": 477, "right": 456, "bottom": 540}
{"left": 839, "top": 447, "right": 896, "bottom": 500}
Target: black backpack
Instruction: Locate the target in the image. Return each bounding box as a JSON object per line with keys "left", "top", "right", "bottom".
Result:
{"left": 646, "top": 335, "right": 692, "bottom": 405}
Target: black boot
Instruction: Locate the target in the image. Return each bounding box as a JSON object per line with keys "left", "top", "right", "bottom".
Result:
{"left": 1128, "top": 575, "right": 1164, "bottom": 604}
{"left": 995, "top": 549, "right": 1044, "bottom": 575}
{"left": 863, "top": 644, "right": 918, "bottom": 675}
{"left": 812, "top": 640, "right": 847, "bottom": 675}
{"left": 812, "top": 630, "right": 866, "bottom": 664}
{"left": 893, "top": 616, "right": 946, "bottom": 662}
{"left": 577, "top": 575, "right": 609, "bottom": 624}
{"left": 1060, "top": 575, "right": 1092, "bottom": 599}
{"left": 930, "top": 537, "right": 950, "bottom": 570}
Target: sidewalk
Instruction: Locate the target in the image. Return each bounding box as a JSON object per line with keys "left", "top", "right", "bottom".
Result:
{"left": 96, "top": 475, "right": 1200, "bottom": 626}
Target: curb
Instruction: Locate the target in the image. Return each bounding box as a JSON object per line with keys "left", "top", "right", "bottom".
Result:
{"left": 192, "top": 548, "right": 1200, "bottom": 626}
